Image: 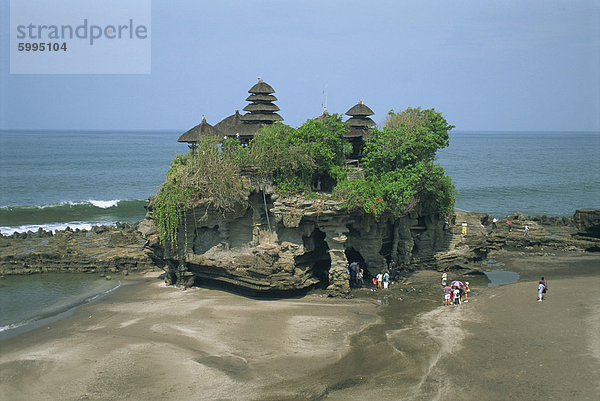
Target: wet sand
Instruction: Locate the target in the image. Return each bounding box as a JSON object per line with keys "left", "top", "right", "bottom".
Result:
{"left": 1, "top": 254, "right": 598, "bottom": 400}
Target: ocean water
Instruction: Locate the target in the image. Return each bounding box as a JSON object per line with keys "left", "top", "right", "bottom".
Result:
{"left": 0, "top": 273, "right": 120, "bottom": 339}
{"left": 0, "top": 130, "right": 182, "bottom": 234}
{"left": 1, "top": 130, "right": 599, "bottom": 235}
{"left": 436, "top": 131, "right": 600, "bottom": 218}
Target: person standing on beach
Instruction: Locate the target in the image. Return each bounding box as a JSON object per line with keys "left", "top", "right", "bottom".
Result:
{"left": 453, "top": 286, "right": 461, "bottom": 305}
{"left": 444, "top": 284, "right": 452, "bottom": 306}
{"left": 541, "top": 276, "right": 548, "bottom": 300}
{"left": 538, "top": 280, "right": 545, "bottom": 301}
{"left": 357, "top": 268, "right": 363, "bottom": 288}
{"left": 492, "top": 217, "right": 498, "bottom": 230}
{"left": 377, "top": 272, "right": 383, "bottom": 289}
{"left": 464, "top": 281, "right": 470, "bottom": 303}
{"left": 507, "top": 220, "right": 513, "bottom": 232}
{"left": 524, "top": 224, "right": 530, "bottom": 236}
{"left": 371, "top": 276, "right": 377, "bottom": 291}
{"left": 383, "top": 271, "right": 390, "bottom": 289}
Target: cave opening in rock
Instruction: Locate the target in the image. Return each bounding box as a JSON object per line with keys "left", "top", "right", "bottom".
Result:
{"left": 310, "top": 228, "right": 331, "bottom": 288}
{"left": 345, "top": 247, "right": 368, "bottom": 277}
{"left": 297, "top": 228, "right": 331, "bottom": 289}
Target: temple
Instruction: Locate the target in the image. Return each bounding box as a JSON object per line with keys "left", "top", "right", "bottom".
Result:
{"left": 177, "top": 116, "right": 223, "bottom": 152}
{"left": 179, "top": 78, "right": 376, "bottom": 158}
{"left": 344, "top": 100, "right": 376, "bottom": 160}
{"left": 215, "top": 77, "right": 283, "bottom": 146}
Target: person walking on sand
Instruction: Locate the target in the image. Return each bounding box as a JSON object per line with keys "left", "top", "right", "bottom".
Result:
{"left": 540, "top": 276, "right": 548, "bottom": 300}
{"left": 464, "top": 281, "right": 470, "bottom": 302}
{"left": 538, "top": 280, "right": 545, "bottom": 301}
{"left": 383, "top": 271, "right": 390, "bottom": 289}
{"left": 444, "top": 284, "right": 452, "bottom": 306}
{"left": 376, "top": 272, "right": 383, "bottom": 289}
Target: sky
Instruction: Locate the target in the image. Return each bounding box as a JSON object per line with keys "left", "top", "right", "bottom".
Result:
{"left": 1, "top": 0, "right": 599, "bottom": 132}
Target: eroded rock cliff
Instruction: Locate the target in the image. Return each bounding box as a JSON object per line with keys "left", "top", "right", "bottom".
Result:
{"left": 142, "top": 185, "right": 450, "bottom": 297}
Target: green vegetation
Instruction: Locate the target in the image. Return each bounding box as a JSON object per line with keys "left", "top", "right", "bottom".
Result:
{"left": 152, "top": 109, "right": 455, "bottom": 249}
{"left": 152, "top": 138, "right": 248, "bottom": 250}
{"left": 337, "top": 107, "right": 455, "bottom": 217}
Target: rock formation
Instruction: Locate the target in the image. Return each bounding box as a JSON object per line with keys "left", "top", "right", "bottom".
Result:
{"left": 142, "top": 181, "right": 450, "bottom": 297}
{"left": 0, "top": 224, "right": 156, "bottom": 276}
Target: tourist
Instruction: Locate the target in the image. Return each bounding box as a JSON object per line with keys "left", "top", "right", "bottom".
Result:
{"left": 540, "top": 276, "right": 548, "bottom": 300}
{"left": 377, "top": 272, "right": 383, "bottom": 289}
{"left": 453, "top": 286, "right": 461, "bottom": 305}
{"left": 538, "top": 280, "right": 545, "bottom": 302}
{"left": 371, "top": 276, "right": 377, "bottom": 291}
{"left": 507, "top": 220, "right": 513, "bottom": 232}
{"left": 441, "top": 272, "right": 447, "bottom": 286}
{"left": 383, "top": 271, "right": 390, "bottom": 289}
{"left": 524, "top": 224, "right": 530, "bottom": 236}
{"left": 357, "top": 268, "right": 363, "bottom": 288}
{"left": 464, "top": 281, "right": 470, "bottom": 303}
{"left": 349, "top": 268, "right": 356, "bottom": 289}
{"left": 444, "top": 284, "right": 452, "bottom": 306}
{"left": 394, "top": 266, "right": 401, "bottom": 282}
{"left": 492, "top": 217, "right": 498, "bottom": 230}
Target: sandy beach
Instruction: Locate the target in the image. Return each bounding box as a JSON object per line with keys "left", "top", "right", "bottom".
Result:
{"left": 1, "top": 253, "right": 599, "bottom": 400}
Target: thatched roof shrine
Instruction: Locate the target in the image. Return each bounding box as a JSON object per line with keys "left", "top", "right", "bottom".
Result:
{"left": 344, "top": 100, "right": 375, "bottom": 159}
{"left": 345, "top": 100, "right": 375, "bottom": 134}
{"left": 214, "top": 110, "right": 262, "bottom": 139}
{"left": 247, "top": 79, "right": 275, "bottom": 94}
{"left": 178, "top": 117, "right": 222, "bottom": 143}
{"left": 346, "top": 101, "right": 374, "bottom": 116}
{"left": 240, "top": 77, "right": 283, "bottom": 125}
{"left": 178, "top": 117, "right": 223, "bottom": 152}
{"left": 314, "top": 107, "right": 330, "bottom": 121}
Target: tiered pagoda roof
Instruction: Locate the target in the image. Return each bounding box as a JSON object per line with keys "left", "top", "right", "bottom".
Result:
{"left": 215, "top": 78, "right": 283, "bottom": 145}
{"left": 345, "top": 100, "right": 375, "bottom": 137}
{"left": 240, "top": 77, "right": 283, "bottom": 124}
{"left": 344, "top": 100, "right": 375, "bottom": 160}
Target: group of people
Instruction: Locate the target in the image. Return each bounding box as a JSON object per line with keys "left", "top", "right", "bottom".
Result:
{"left": 491, "top": 217, "right": 530, "bottom": 235}
{"left": 441, "top": 272, "right": 470, "bottom": 306}
{"left": 347, "top": 261, "right": 402, "bottom": 291}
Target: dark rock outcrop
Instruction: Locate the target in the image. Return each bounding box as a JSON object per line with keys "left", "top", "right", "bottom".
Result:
{"left": 433, "top": 210, "right": 600, "bottom": 272}
{"left": 574, "top": 209, "right": 600, "bottom": 238}
{"left": 0, "top": 224, "right": 157, "bottom": 276}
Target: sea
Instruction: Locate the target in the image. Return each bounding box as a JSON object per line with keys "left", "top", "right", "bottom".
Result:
{"left": 0, "top": 129, "right": 599, "bottom": 336}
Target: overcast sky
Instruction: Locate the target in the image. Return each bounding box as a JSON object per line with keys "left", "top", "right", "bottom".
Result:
{"left": 1, "top": 0, "right": 599, "bottom": 131}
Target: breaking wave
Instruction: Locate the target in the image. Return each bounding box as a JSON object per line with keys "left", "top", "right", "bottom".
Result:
{"left": 0, "top": 199, "right": 147, "bottom": 235}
